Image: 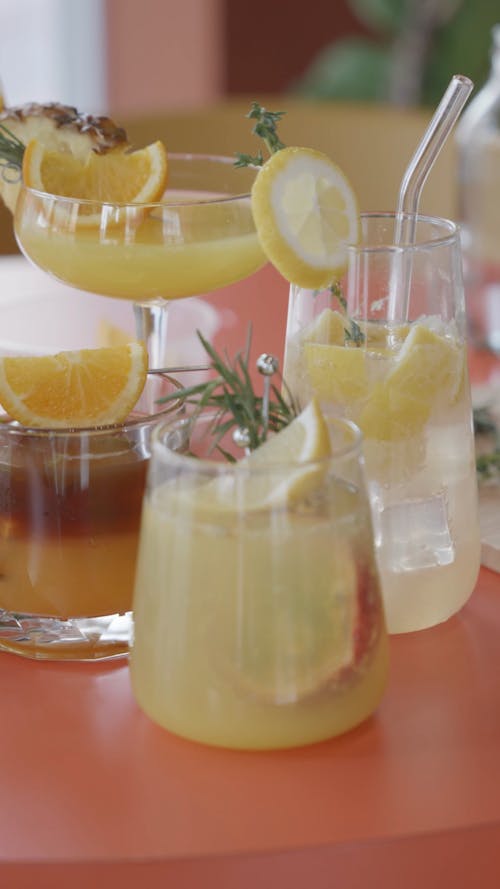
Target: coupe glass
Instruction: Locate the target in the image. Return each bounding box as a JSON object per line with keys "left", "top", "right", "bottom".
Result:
{"left": 284, "top": 212, "right": 481, "bottom": 635}
{"left": 13, "top": 154, "right": 266, "bottom": 367}
{"left": 130, "top": 409, "right": 388, "bottom": 750}
{"left": 0, "top": 374, "right": 182, "bottom": 661}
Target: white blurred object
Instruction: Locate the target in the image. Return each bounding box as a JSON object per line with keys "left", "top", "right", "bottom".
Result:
{"left": 0, "top": 0, "right": 106, "bottom": 111}
{"left": 457, "top": 25, "right": 500, "bottom": 353}
{"left": 0, "top": 255, "right": 224, "bottom": 384}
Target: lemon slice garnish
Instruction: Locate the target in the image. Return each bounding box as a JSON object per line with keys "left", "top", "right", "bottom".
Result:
{"left": 251, "top": 146, "right": 359, "bottom": 288}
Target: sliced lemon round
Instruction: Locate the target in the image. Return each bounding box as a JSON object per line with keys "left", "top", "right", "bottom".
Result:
{"left": 218, "top": 534, "right": 360, "bottom": 703}
{"left": 251, "top": 146, "right": 359, "bottom": 288}
{"left": 0, "top": 342, "right": 148, "bottom": 428}
{"left": 22, "top": 137, "right": 168, "bottom": 224}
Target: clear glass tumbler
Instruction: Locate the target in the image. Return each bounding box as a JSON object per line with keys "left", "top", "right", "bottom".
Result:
{"left": 284, "top": 212, "right": 481, "bottom": 634}
{"left": 130, "top": 409, "right": 388, "bottom": 751}
{"left": 0, "top": 374, "right": 181, "bottom": 661}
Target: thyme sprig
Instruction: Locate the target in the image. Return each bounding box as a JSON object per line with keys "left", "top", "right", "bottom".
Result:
{"left": 329, "top": 282, "right": 365, "bottom": 345}
{"left": 234, "top": 102, "right": 286, "bottom": 168}
{"left": 0, "top": 123, "right": 24, "bottom": 180}
{"left": 157, "top": 328, "right": 299, "bottom": 460}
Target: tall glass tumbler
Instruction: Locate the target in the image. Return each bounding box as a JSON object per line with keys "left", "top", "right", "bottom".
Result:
{"left": 284, "top": 213, "right": 481, "bottom": 634}
{"left": 0, "top": 374, "right": 181, "bottom": 661}
{"left": 131, "top": 409, "right": 388, "bottom": 751}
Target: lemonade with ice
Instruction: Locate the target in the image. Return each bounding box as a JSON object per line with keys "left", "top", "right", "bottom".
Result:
{"left": 284, "top": 278, "right": 480, "bottom": 634}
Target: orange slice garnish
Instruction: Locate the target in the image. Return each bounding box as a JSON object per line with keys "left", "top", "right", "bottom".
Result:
{"left": 22, "top": 138, "right": 167, "bottom": 209}
{"left": 0, "top": 343, "right": 148, "bottom": 428}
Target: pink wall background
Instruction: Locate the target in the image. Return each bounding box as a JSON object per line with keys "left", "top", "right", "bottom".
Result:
{"left": 105, "top": 0, "right": 224, "bottom": 116}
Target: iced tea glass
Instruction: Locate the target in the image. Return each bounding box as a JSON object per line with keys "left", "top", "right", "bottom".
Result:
{"left": 0, "top": 374, "right": 181, "bottom": 661}
{"left": 284, "top": 212, "right": 481, "bottom": 634}
{"left": 130, "top": 409, "right": 388, "bottom": 750}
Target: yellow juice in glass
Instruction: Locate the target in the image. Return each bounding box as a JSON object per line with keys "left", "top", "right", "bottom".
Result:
{"left": 15, "top": 173, "right": 267, "bottom": 301}
{"left": 284, "top": 310, "right": 480, "bottom": 634}
{"left": 283, "top": 213, "right": 481, "bottom": 635}
{"left": 131, "top": 412, "right": 388, "bottom": 750}
{"left": 0, "top": 375, "right": 181, "bottom": 661}
{"left": 0, "top": 428, "right": 146, "bottom": 619}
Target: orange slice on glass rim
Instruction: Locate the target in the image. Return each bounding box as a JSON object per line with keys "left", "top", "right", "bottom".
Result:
{"left": 251, "top": 146, "right": 359, "bottom": 289}
{"left": 0, "top": 342, "right": 148, "bottom": 428}
{"left": 22, "top": 137, "right": 168, "bottom": 225}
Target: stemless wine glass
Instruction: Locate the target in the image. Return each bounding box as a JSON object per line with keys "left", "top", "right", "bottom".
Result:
{"left": 14, "top": 155, "right": 266, "bottom": 367}
{"left": 130, "top": 408, "right": 388, "bottom": 751}
{"left": 284, "top": 212, "right": 481, "bottom": 635}
{"left": 0, "top": 373, "right": 181, "bottom": 661}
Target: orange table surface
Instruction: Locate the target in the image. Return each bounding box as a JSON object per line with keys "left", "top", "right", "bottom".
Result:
{"left": 1, "top": 263, "right": 500, "bottom": 888}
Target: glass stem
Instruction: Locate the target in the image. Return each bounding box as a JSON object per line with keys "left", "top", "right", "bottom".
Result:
{"left": 133, "top": 298, "right": 170, "bottom": 370}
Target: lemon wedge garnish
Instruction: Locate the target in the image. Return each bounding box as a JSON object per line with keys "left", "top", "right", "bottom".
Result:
{"left": 301, "top": 307, "right": 348, "bottom": 345}
{"left": 246, "top": 396, "right": 331, "bottom": 465}
{"left": 359, "top": 323, "right": 464, "bottom": 441}
{"left": 163, "top": 397, "right": 334, "bottom": 521}
{"left": 304, "top": 342, "right": 369, "bottom": 405}
{"left": 215, "top": 397, "right": 333, "bottom": 512}
{"left": 251, "top": 146, "right": 360, "bottom": 288}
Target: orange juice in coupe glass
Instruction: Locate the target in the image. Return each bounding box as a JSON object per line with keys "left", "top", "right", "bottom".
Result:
{"left": 14, "top": 156, "right": 266, "bottom": 300}
{"left": 14, "top": 154, "right": 266, "bottom": 369}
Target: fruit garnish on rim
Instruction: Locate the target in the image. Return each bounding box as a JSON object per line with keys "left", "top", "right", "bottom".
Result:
{"left": 236, "top": 102, "right": 360, "bottom": 289}
{"left": 0, "top": 101, "right": 130, "bottom": 212}
{"left": 156, "top": 327, "right": 338, "bottom": 510}
{"left": 0, "top": 342, "right": 147, "bottom": 428}
{"left": 22, "top": 137, "right": 168, "bottom": 208}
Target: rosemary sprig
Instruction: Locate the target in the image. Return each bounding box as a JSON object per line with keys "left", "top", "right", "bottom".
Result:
{"left": 0, "top": 123, "right": 24, "bottom": 177}
{"left": 234, "top": 102, "right": 286, "bottom": 168}
{"left": 157, "top": 328, "right": 299, "bottom": 459}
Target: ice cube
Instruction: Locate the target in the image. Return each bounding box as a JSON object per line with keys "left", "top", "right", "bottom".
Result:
{"left": 374, "top": 491, "right": 455, "bottom": 572}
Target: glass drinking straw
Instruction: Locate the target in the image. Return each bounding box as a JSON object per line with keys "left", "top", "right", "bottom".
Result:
{"left": 388, "top": 74, "right": 473, "bottom": 322}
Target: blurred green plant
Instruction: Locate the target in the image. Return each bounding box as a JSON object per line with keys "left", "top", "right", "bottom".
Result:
{"left": 294, "top": 0, "right": 499, "bottom": 107}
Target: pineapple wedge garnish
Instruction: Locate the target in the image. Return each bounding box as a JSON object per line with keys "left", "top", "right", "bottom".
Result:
{"left": 0, "top": 101, "right": 130, "bottom": 212}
